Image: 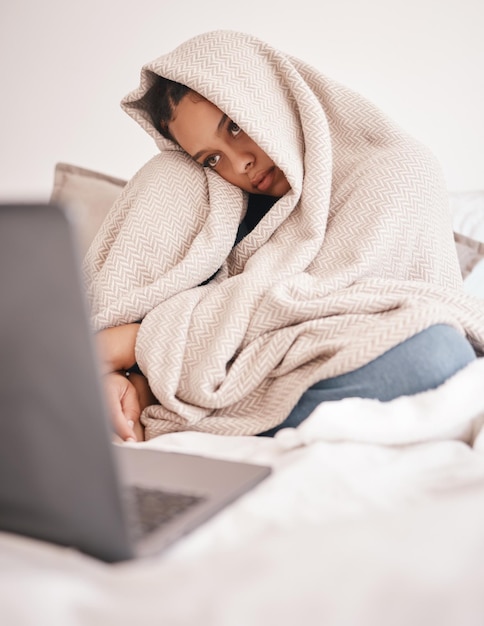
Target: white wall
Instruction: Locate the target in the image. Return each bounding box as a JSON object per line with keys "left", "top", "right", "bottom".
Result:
{"left": 1, "top": 0, "right": 482, "bottom": 201}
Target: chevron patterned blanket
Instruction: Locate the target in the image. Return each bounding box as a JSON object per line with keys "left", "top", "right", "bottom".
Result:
{"left": 83, "top": 30, "right": 484, "bottom": 439}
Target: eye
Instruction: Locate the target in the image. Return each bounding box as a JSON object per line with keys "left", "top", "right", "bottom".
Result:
{"left": 229, "top": 121, "right": 241, "bottom": 137}
{"left": 202, "top": 154, "right": 221, "bottom": 169}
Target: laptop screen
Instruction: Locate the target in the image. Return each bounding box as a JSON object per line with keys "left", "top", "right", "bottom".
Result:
{"left": 0, "top": 203, "right": 133, "bottom": 561}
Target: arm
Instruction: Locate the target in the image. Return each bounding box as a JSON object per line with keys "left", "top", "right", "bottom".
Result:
{"left": 96, "top": 323, "right": 140, "bottom": 374}
{"left": 95, "top": 323, "right": 148, "bottom": 442}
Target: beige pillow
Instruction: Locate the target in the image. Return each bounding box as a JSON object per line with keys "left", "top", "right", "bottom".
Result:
{"left": 50, "top": 162, "right": 126, "bottom": 256}
{"left": 454, "top": 231, "right": 484, "bottom": 279}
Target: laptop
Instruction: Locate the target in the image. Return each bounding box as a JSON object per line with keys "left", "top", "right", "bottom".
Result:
{"left": 0, "top": 202, "right": 271, "bottom": 563}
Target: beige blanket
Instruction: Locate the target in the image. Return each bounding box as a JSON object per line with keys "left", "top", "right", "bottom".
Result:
{"left": 84, "top": 30, "right": 484, "bottom": 439}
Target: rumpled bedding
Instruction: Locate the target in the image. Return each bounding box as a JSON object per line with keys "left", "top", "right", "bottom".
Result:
{"left": 2, "top": 357, "right": 484, "bottom": 626}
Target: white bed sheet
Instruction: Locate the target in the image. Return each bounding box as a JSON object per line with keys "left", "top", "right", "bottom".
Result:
{"left": 2, "top": 357, "right": 484, "bottom": 626}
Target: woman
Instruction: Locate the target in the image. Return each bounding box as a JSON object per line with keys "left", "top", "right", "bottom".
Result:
{"left": 86, "top": 30, "right": 483, "bottom": 442}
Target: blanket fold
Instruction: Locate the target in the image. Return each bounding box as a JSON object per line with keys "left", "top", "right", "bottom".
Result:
{"left": 84, "top": 30, "right": 484, "bottom": 438}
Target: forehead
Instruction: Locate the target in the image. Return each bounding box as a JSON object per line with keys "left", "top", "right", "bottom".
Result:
{"left": 169, "top": 95, "right": 224, "bottom": 154}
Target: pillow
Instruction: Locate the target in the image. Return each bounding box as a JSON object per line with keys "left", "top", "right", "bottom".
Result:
{"left": 450, "top": 190, "right": 484, "bottom": 299}
{"left": 50, "top": 162, "right": 126, "bottom": 256}
{"left": 453, "top": 232, "right": 484, "bottom": 279}
{"left": 450, "top": 190, "right": 484, "bottom": 243}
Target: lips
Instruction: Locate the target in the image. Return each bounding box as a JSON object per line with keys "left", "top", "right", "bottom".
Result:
{"left": 252, "top": 167, "right": 275, "bottom": 192}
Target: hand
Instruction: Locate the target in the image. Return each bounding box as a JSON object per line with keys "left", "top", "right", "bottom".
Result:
{"left": 103, "top": 371, "right": 142, "bottom": 442}
{"left": 96, "top": 324, "right": 140, "bottom": 374}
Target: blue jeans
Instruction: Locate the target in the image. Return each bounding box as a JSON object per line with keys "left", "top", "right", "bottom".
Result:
{"left": 259, "top": 324, "right": 476, "bottom": 436}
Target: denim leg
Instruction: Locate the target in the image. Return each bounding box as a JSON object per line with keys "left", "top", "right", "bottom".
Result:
{"left": 259, "top": 324, "right": 476, "bottom": 436}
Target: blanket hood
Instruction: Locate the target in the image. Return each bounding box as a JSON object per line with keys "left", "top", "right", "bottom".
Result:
{"left": 120, "top": 30, "right": 330, "bottom": 196}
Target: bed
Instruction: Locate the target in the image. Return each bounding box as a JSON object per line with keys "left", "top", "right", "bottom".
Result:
{"left": 1, "top": 163, "right": 484, "bottom": 625}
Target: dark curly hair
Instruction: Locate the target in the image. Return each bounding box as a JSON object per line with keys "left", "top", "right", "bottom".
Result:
{"left": 138, "top": 74, "right": 191, "bottom": 141}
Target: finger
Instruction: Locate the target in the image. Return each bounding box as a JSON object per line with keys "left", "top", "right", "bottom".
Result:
{"left": 110, "top": 396, "right": 137, "bottom": 442}
{"left": 120, "top": 382, "right": 141, "bottom": 429}
{"left": 104, "top": 376, "right": 138, "bottom": 441}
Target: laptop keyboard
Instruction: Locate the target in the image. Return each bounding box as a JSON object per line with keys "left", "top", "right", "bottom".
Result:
{"left": 126, "top": 485, "right": 206, "bottom": 539}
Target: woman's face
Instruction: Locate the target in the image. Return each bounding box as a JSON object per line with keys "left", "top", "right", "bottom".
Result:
{"left": 168, "top": 93, "right": 291, "bottom": 197}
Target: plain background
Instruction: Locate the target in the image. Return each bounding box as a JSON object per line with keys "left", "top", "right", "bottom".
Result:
{"left": 1, "top": 0, "right": 482, "bottom": 201}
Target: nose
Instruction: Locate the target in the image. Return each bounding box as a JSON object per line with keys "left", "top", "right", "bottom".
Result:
{"left": 228, "top": 147, "right": 254, "bottom": 175}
